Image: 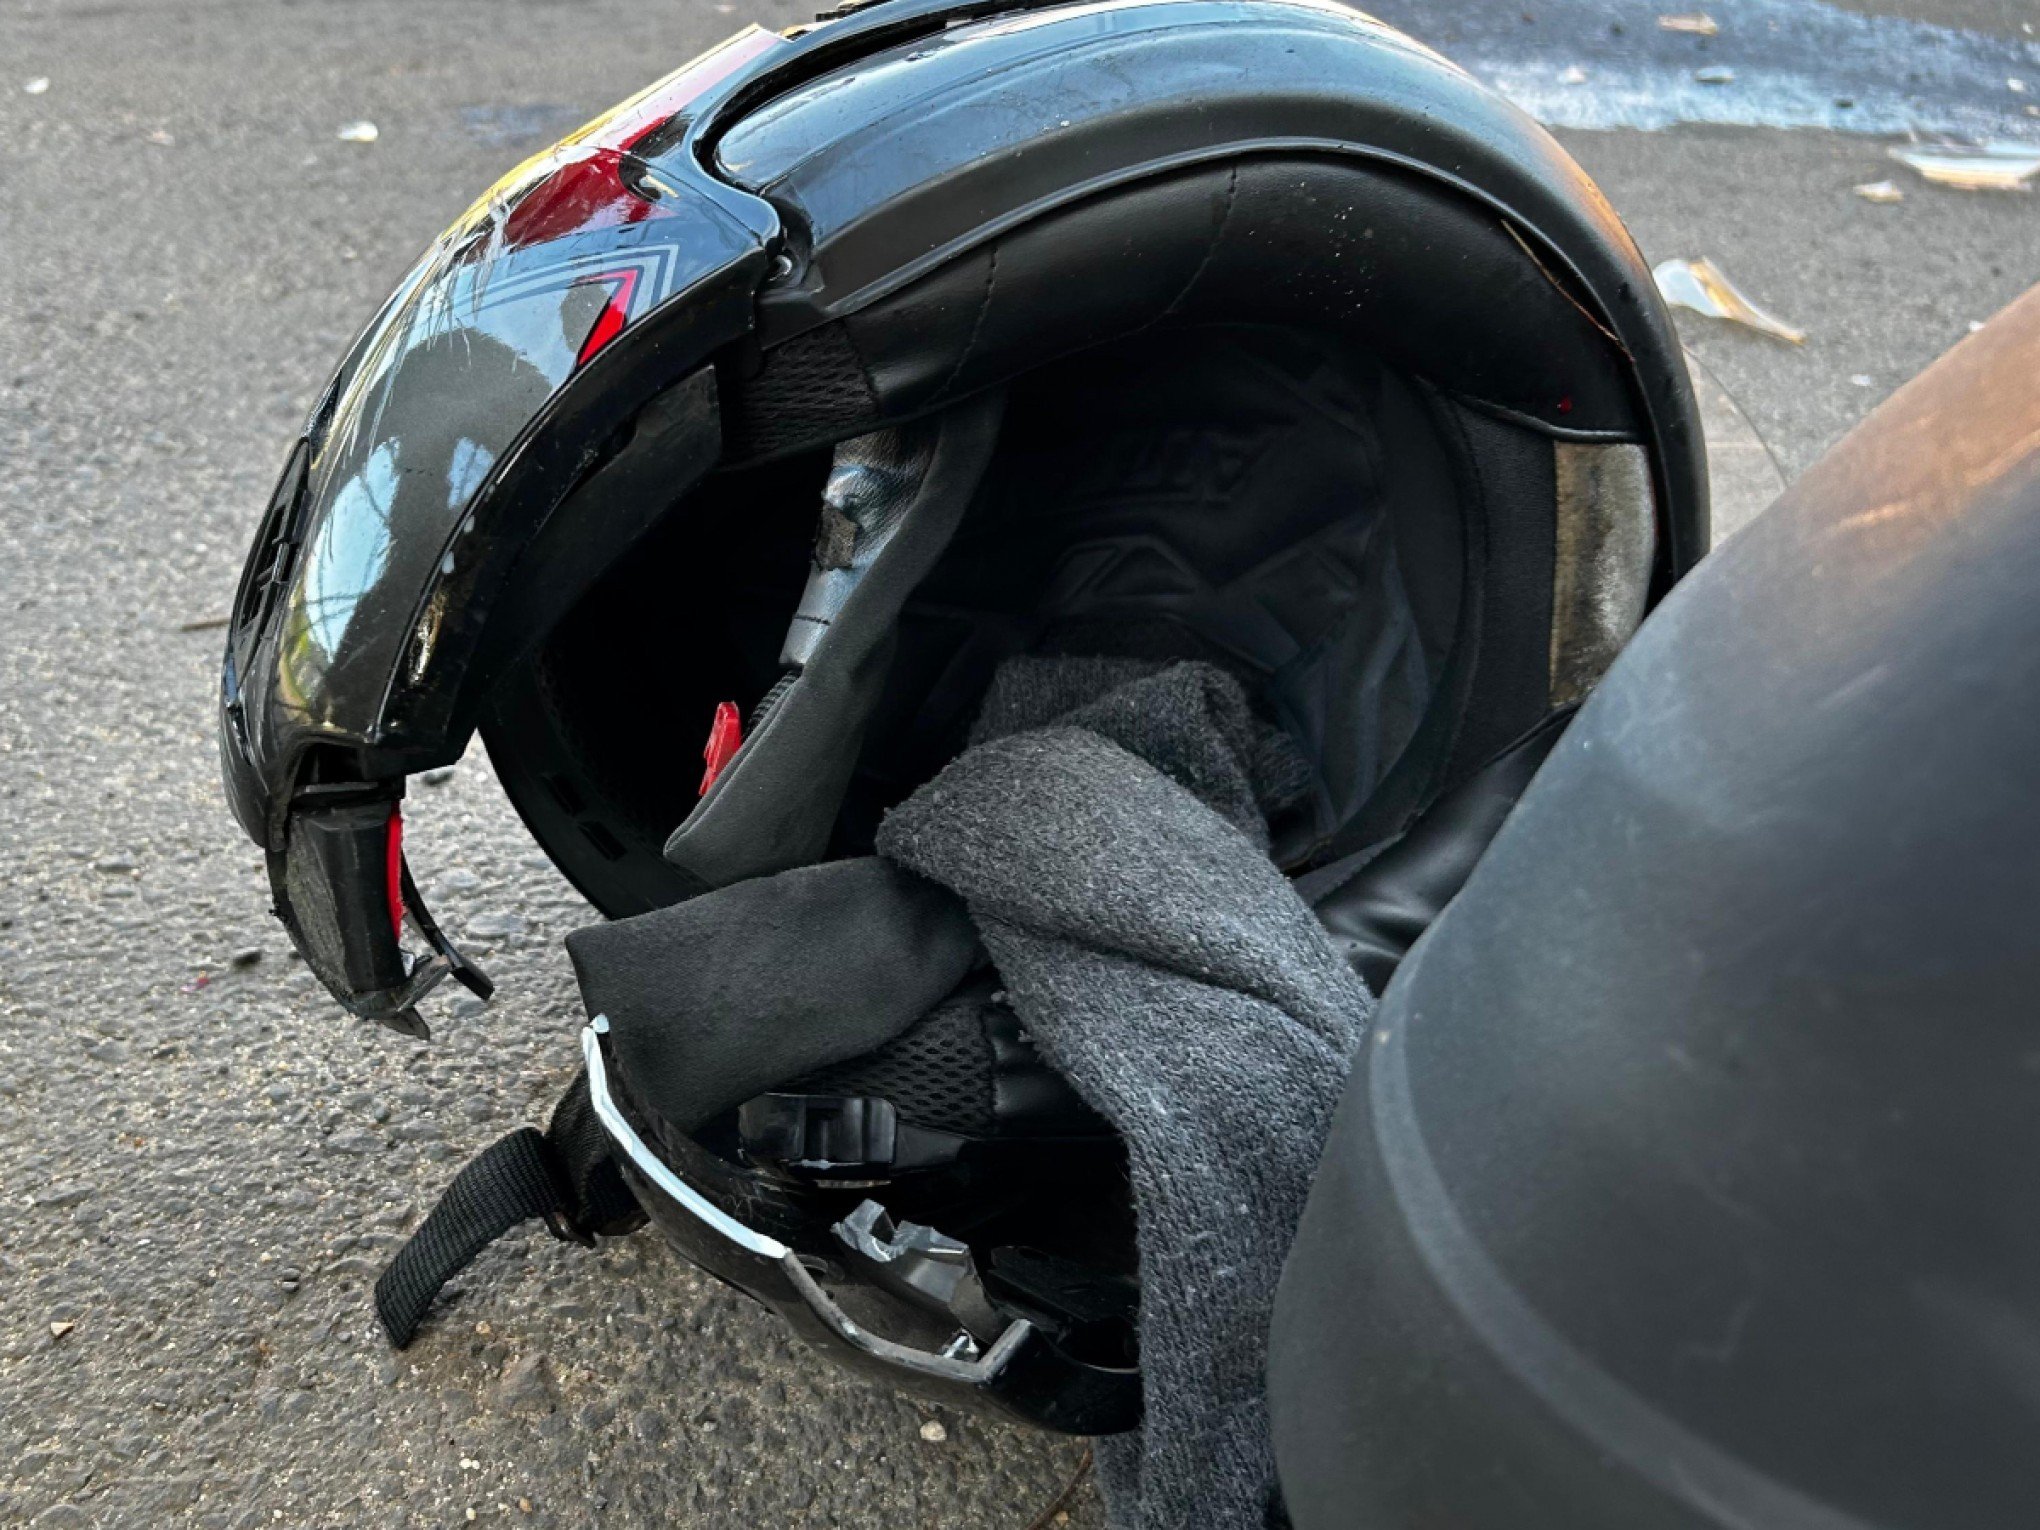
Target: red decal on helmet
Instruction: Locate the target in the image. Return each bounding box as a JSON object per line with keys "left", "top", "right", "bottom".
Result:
{"left": 482, "top": 28, "right": 784, "bottom": 256}
{"left": 700, "top": 702, "right": 743, "bottom": 796}
{"left": 575, "top": 268, "right": 640, "bottom": 367}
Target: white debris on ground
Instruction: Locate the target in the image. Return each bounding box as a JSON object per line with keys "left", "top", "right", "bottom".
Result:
{"left": 1652, "top": 257, "right": 1807, "bottom": 345}
{"left": 1888, "top": 142, "right": 2040, "bottom": 192}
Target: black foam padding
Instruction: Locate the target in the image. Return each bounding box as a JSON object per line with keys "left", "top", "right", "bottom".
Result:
{"left": 1299, "top": 707, "right": 1570, "bottom": 996}
{"left": 833, "top": 330, "right": 1456, "bottom": 868}
{"left": 565, "top": 858, "right": 982, "bottom": 1133}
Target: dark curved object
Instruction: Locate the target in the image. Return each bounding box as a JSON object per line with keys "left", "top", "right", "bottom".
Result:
{"left": 1270, "top": 286, "right": 2040, "bottom": 1527}
{"left": 217, "top": 28, "right": 794, "bottom": 1021}
{"left": 1300, "top": 706, "right": 1571, "bottom": 996}
{"left": 221, "top": 29, "right": 791, "bottom": 840}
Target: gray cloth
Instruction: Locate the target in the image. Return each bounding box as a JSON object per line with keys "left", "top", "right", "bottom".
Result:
{"left": 877, "top": 658, "right": 1372, "bottom": 1529}
{"left": 565, "top": 859, "right": 981, "bottom": 1133}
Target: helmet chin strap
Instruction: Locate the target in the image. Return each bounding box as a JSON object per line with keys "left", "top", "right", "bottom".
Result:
{"left": 660, "top": 392, "right": 1005, "bottom": 893}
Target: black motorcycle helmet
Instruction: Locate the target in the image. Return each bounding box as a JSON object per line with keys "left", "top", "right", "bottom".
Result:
{"left": 221, "top": 0, "right": 1704, "bottom": 1434}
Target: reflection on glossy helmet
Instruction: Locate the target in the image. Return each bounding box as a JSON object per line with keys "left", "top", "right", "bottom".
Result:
{"left": 221, "top": 0, "right": 1705, "bottom": 1437}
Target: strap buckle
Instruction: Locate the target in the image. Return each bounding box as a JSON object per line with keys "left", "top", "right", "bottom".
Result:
{"left": 582, "top": 1016, "right": 1038, "bottom": 1387}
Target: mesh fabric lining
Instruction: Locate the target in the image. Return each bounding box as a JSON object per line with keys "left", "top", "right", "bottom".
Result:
{"left": 784, "top": 988, "right": 999, "bottom": 1136}
{"left": 721, "top": 323, "right": 879, "bottom": 463}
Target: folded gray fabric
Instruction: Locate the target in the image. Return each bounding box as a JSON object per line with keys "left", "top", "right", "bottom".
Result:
{"left": 878, "top": 657, "right": 1371, "bottom": 1530}
{"left": 564, "top": 858, "right": 981, "bottom": 1133}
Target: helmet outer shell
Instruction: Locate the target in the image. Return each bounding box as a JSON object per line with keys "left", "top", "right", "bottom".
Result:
{"left": 711, "top": 0, "right": 1705, "bottom": 574}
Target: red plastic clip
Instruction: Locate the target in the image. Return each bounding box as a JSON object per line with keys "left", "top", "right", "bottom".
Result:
{"left": 384, "top": 807, "right": 406, "bottom": 940}
{"left": 699, "top": 702, "right": 743, "bottom": 796}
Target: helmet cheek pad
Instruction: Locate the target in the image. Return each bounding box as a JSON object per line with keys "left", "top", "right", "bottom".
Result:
{"left": 660, "top": 396, "right": 1009, "bottom": 893}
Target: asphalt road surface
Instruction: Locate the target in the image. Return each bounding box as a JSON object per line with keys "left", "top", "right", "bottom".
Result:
{"left": 1, "top": 0, "right": 2035, "bottom": 1525}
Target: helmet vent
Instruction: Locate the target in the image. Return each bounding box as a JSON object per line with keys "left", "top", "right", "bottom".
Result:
{"left": 232, "top": 441, "right": 309, "bottom": 638}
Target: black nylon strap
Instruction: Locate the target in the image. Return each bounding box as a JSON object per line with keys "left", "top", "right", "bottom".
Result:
{"left": 544, "top": 1068, "right": 644, "bottom": 1237}
{"left": 374, "top": 1068, "right": 645, "bottom": 1349}
{"left": 375, "top": 1128, "right": 568, "bottom": 1348}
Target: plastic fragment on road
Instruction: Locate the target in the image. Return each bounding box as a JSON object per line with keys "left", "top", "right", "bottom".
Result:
{"left": 1658, "top": 13, "right": 1719, "bottom": 35}
{"left": 1559, "top": 65, "right": 1588, "bottom": 86}
{"left": 1652, "top": 258, "right": 1806, "bottom": 345}
{"left": 1889, "top": 141, "right": 2040, "bottom": 191}
{"left": 337, "top": 120, "right": 380, "bottom": 144}
{"left": 24, "top": 76, "right": 50, "bottom": 94}
{"left": 1853, "top": 179, "right": 1905, "bottom": 203}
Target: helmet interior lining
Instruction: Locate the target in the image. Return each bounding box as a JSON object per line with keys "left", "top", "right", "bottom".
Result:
{"left": 830, "top": 324, "right": 1464, "bottom": 867}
